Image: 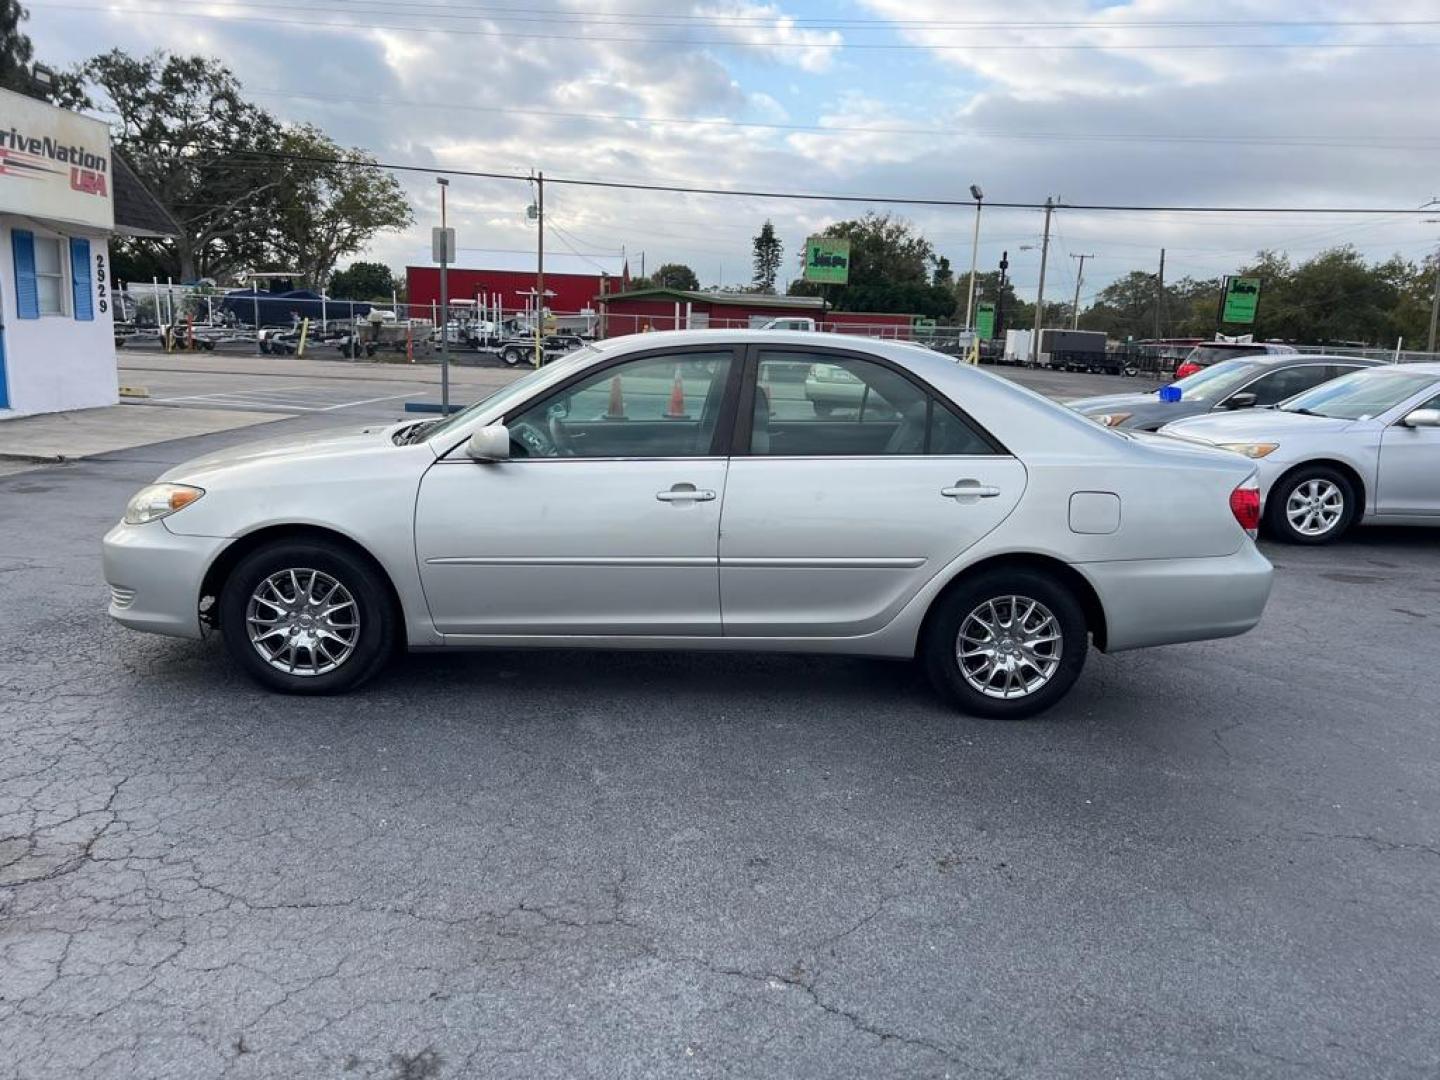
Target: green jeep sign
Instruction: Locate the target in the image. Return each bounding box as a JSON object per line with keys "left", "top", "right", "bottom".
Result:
{"left": 803, "top": 236, "right": 851, "bottom": 284}
{"left": 1221, "top": 276, "right": 1262, "bottom": 324}
{"left": 975, "top": 301, "right": 997, "bottom": 340}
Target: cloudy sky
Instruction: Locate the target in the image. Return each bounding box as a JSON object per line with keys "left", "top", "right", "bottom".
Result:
{"left": 27, "top": 0, "right": 1440, "bottom": 304}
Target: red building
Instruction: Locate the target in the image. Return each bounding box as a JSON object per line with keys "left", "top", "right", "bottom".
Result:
{"left": 406, "top": 266, "right": 610, "bottom": 316}
{"left": 596, "top": 288, "right": 917, "bottom": 340}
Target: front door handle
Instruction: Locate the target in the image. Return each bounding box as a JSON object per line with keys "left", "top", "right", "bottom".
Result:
{"left": 941, "top": 480, "right": 1002, "bottom": 499}
{"left": 656, "top": 484, "right": 716, "bottom": 503}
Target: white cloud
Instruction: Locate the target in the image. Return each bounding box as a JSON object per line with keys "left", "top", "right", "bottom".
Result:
{"left": 694, "top": 1, "right": 843, "bottom": 72}
{"left": 23, "top": 0, "right": 1440, "bottom": 298}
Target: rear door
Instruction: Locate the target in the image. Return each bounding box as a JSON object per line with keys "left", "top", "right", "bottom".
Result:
{"left": 717, "top": 346, "right": 1025, "bottom": 638}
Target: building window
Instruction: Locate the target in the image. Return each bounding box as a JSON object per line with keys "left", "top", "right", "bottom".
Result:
{"left": 33, "top": 235, "right": 67, "bottom": 316}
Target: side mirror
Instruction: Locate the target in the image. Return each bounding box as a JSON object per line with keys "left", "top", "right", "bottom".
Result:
{"left": 1401, "top": 408, "right": 1440, "bottom": 428}
{"left": 465, "top": 424, "right": 510, "bottom": 462}
{"left": 1224, "top": 392, "right": 1258, "bottom": 410}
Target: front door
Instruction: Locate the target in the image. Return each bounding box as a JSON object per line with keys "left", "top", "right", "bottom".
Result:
{"left": 414, "top": 346, "right": 739, "bottom": 636}
{"left": 1377, "top": 394, "right": 1440, "bottom": 516}
{"left": 718, "top": 348, "right": 1025, "bottom": 637}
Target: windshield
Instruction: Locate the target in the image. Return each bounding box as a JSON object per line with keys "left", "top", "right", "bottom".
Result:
{"left": 1277, "top": 368, "right": 1437, "bottom": 420}
{"left": 1167, "top": 358, "right": 1262, "bottom": 402}
{"left": 1185, "top": 345, "right": 1265, "bottom": 367}
{"left": 420, "top": 346, "right": 601, "bottom": 441}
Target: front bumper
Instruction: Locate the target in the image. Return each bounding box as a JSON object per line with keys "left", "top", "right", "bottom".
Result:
{"left": 1079, "top": 543, "right": 1274, "bottom": 653}
{"left": 102, "top": 521, "right": 232, "bottom": 639}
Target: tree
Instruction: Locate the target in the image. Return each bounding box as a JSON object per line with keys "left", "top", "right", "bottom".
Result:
{"left": 82, "top": 50, "right": 409, "bottom": 286}
{"left": 651, "top": 263, "right": 700, "bottom": 291}
{"left": 86, "top": 50, "right": 286, "bottom": 283}
{"left": 266, "top": 124, "right": 411, "bottom": 289}
{"left": 0, "top": 1, "right": 87, "bottom": 106}
{"left": 933, "top": 255, "right": 954, "bottom": 288}
{"left": 785, "top": 213, "right": 947, "bottom": 316}
{"left": 751, "top": 219, "right": 782, "bottom": 293}
{"left": 328, "top": 261, "right": 398, "bottom": 301}
{"left": 0, "top": 1, "right": 34, "bottom": 95}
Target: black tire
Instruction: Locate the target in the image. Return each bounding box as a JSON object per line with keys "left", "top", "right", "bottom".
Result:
{"left": 501, "top": 346, "right": 522, "bottom": 366}
{"left": 922, "top": 568, "right": 1089, "bottom": 720}
{"left": 218, "top": 539, "right": 396, "bottom": 694}
{"left": 1264, "top": 465, "right": 1356, "bottom": 545}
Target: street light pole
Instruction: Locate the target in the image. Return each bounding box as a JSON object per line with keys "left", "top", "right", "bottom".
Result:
{"left": 1069, "top": 252, "right": 1092, "bottom": 330}
{"left": 534, "top": 171, "right": 545, "bottom": 368}
{"left": 964, "top": 184, "right": 983, "bottom": 331}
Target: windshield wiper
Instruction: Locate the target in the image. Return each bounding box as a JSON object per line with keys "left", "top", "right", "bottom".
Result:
{"left": 393, "top": 420, "right": 437, "bottom": 445}
{"left": 1287, "top": 407, "right": 1325, "bottom": 417}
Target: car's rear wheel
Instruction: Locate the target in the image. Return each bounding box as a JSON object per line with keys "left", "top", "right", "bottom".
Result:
{"left": 923, "top": 569, "right": 1089, "bottom": 720}
{"left": 219, "top": 539, "right": 395, "bottom": 694}
{"left": 1266, "top": 466, "right": 1355, "bottom": 545}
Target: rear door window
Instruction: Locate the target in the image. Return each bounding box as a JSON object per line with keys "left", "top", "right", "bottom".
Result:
{"left": 750, "top": 351, "right": 996, "bottom": 456}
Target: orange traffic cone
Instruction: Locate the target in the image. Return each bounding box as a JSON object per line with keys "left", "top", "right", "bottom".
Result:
{"left": 664, "top": 365, "right": 688, "bottom": 419}
{"left": 605, "top": 374, "right": 627, "bottom": 420}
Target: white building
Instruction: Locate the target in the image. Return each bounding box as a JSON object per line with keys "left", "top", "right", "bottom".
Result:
{"left": 0, "top": 87, "right": 175, "bottom": 419}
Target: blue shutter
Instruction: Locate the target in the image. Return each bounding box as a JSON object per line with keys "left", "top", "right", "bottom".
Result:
{"left": 12, "top": 230, "right": 38, "bottom": 320}
{"left": 70, "top": 238, "right": 94, "bottom": 321}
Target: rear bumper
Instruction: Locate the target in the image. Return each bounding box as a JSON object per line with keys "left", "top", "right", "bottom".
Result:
{"left": 1079, "top": 544, "right": 1273, "bottom": 652}
{"left": 102, "top": 521, "right": 231, "bottom": 640}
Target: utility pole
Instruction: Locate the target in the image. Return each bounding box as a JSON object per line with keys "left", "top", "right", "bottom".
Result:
{"left": 1155, "top": 248, "right": 1166, "bottom": 340}
{"left": 534, "top": 171, "right": 544, "bottom": 368}
{"left": 964, "top": 184, "right": 984, "bottom": 331}
{"left": 437, "top": 177, "right": 450, "bottom": 414}
{"left": 996, "top": 250, "right": 1009, "bottom": 339}
{"left": 1069, "top": 252, "right": 1092, "bottom": 330}
{"left": 1029, "top": 196, "right": 1054, "bottom": 365}
{"left": 1422, "top": 244, "right": 1434, "bottom": 351}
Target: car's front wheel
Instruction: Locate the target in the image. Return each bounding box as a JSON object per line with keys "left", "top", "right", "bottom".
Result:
{"left": 1266, "top": 466, "right": 1355, "bottom": 545}
{"left": 923, "top": 569, "right": 1089, "bottom": 719}
{"left": 218, "top": 539, "right": 396, "bottom": 694}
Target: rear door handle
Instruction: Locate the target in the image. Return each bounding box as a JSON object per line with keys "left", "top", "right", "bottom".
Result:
{"left": 656, "top": 485, "right": 716, "bottom": 502}
{"left": 941, "top": 480, "right": 1002, "bottom": 499}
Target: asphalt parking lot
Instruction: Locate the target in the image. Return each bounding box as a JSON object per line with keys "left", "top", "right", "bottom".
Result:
{"left": 2, "top": 359, "right": 1438, "bottom": 1079}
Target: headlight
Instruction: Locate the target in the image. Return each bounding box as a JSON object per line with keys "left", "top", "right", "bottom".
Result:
{"left": 1217, "top": 442, "right": 1279, "bottom": 459}
{"left": 1092, "top": 412, "right": 1132, "bottom": 428}
{"left": 123, "top": 483, "right": 205, "bottom": 525}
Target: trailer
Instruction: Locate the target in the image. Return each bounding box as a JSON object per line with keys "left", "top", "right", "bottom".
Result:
{"left": 1038, "top": 329, "right": 1113, "bottom": 373}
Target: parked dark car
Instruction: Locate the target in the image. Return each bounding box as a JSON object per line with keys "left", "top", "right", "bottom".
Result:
{"left": 1069, "top": 354, "right": 1382, "bottom": 431}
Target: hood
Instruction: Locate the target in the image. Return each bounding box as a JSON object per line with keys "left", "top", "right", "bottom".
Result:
{"left": 1068, "top": 391, "right": 1208, "bottom": 429}
{"left": 1159, "top": 408, "right": 1357, "bottom": 444}
{"left": 1068, "top": 392, "right": 1157, "bottom": 412}
{"left": 159, "top": 421, "right": 425, "bottom": 484}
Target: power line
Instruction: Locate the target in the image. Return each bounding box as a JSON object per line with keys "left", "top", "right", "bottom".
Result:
{"left": 124, "top": 141, "right": 1440, "bottom": 215}
{"left": 233, "top": 86, "right": 1440, "bottom": 152}
{"left": 42, "top": 3, "right": 1440, "bottom": 49}
{"left": 140, "top": 0, "right": 1440, "bottom": 30}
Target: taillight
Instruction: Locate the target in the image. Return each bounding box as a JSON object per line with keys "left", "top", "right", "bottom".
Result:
{"left": 1175, "top": 362, "right": 1200, "bottom": 379}
{"left": 1230, "top": 483, "right": 1261, "bottom": 538}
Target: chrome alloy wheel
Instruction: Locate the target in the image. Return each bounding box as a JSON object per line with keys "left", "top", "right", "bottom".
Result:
{"left": 956, "top": 595, "right": 1063, "bottom": 700}
{"left": 245, "top": 568, "right": 360, "bottom": 676}
{"left": 1285, "top": 478, "right": 1344, "bottom": 537}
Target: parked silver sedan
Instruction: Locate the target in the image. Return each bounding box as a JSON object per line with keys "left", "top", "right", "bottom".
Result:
{"left": 1160, "top": 362, "right": 1440, "bottom": 544}
{"left": 104, "top": 331, "right": 1273, "bottom": 718}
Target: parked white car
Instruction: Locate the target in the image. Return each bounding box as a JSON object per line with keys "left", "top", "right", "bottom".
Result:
{"left": 1160, "top": 362, "right": 1440, "bottom": 543}
{"left": 104, "top": 331, "right": 1273, "bottom": 718}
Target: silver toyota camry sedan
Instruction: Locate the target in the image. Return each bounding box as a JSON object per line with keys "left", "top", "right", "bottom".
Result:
{"left": 104, "top": 331, "right": 1273, "bottom": 718}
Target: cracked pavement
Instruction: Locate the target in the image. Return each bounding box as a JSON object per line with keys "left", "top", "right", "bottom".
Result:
{"left": 2, "top": 401, "right": 1440, "bottom": 1079}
